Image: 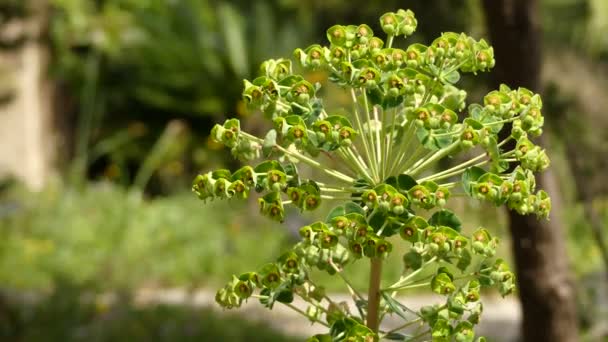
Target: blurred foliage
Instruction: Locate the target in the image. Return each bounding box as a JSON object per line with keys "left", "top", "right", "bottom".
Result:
{"left": 51, "top": 0, "right": 314, "bottom": 117}
{"left": 50, "top": 0, "right": 316, "bottom": 189}
{"left": 542, "top": 0, "right": 608, "bottom": 58}
{"left": 0, "top": 181, "right": 293, "bottom": 290}
{"left": 0, "top": 279, "right": 293, "bottom": 341}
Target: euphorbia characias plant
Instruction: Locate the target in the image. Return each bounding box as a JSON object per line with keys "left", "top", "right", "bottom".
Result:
{"left": 193, "top": 9, "right": 550, "bottom": 341}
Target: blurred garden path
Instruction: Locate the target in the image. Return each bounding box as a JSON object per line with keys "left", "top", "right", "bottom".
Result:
{"left": 135, "top": 289, "right": 521, "bottom": 341}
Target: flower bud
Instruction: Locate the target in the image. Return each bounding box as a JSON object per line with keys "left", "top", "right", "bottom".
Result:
{"left": 362, "top": 189, "right": 378, "bottom": 207}
{"left": 349, "top": 241, "right": 364, "bottom": 258}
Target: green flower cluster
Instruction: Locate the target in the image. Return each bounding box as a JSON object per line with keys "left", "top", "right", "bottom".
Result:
{"left": 194, "top": 8, "right": 553, "bottom": 341}
{"left": 192, "top": 161, "right": 323, "bottom": 221}
{"left": 295, "top": 25, "right": 494, "bottom": 108}
{"left": 241, "top": 58, "right": 362, "bottom": 157}
{"left": 210, "top": 118, "right": 259, "bottom": 161}
{"left": 464, "top": 166, "right": 551, "bottom": 218}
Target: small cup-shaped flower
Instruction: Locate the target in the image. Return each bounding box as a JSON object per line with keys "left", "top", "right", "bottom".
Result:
{"left": 535, "top": 190, "right": 551, "bottom": 219}
{"left": 228, "top": 180, "right": 249, "bottom": 199}
{"left": 288, "top": 80, "right": 315, "bottom": 105}
{"left": 452, "top": 236, "right": 468, "bottom": 254}
{"left": 483, "top": 90, "right": 512, "bottom": 116}
{"left": 287, "top": 187, "right": 306, "bottom": 209}
{"left": 304, "top": 44, "right": 325, "bottom": 69}
{"left": 370, "top": 50, "right": 388, "bottom": 71}
{"left": 408, "top": 184, "right": 435, "bottom": 209}
{"left": 313, "top": 120, "right": 333, "bottom": 142}
{"left": 363, "top": 236, "right": 378, "bottom": 257}
{"left": 329, "top": 46, "right": 346, "bottom": 65}
{"left": 390, "top": 193, "right": 408, "bottom": 215}
{"left": 303, "top": 193, "right": 321, "bottom": 211}
{"left": 258, "top": 192, "right": 285, "bottom": 222}
{"left": 234, "top": 278, "right": 254, "bottom": 300}
{"left": 434, "top": 187, "right": 450, "bottom": 207}
{"left": 327, "top": 25, "right": 347, "bottom": 46}
{"left": 454, "top": 34, "right": 472, "bottom": 60}
{"left": 374, "top": 184, "right": 398, "bottom": 212}
{"left": 431, "top": 36, "right": 450, "bottom": 58}
{"left": 260, "top": 58, "right": 292, "bottom": 80}
{"left": 348, "top": 240, "right": 364, "bottom": 258}
{"left": 242, "top": 79, "right": 265, "bottom": 107}
{"left": 439, "top": 108, "right": 458, "bottom": 129}
{"left": 471, "top": 228, "right": 496, "bottom": 257}
{"left": 352, "top": 223, "right": 373, "bottom": 242}
{"left": 299, "top": 225, "right": 315, "bottom": 242}
{"left": 454, "top": 321, "right": 475, "bottom": 342}
{"left": 350, "top": 43, "right": 368, "bottom": 60}
{"left": 405, "top": 44, "right": 425, "bottom": 68}
{"left": 331, "top": 216, "right": 350, "bottom": 235}
{"left": 375, "top": 239, "right": 393, "bottom": 258}
{"left": 515, "top": 137, "right": 534, "bottom": 159}
{"left": 367, "top": 37, "right": 384, "bottom": 54}
{"left": 362, "top": 189, "right": 378, "bottom": 208}
{"left": 319, "top": 230, "right": 339, "bottom": 249}
{"left": 431, "top": 270, "right": 456, "bottom": 295}
{"left": 278, "top": 251, "right": 300, "bottom": 274}
{"left": 338, "top": 126, "right": 357, "bottom": 147}
{"left": 428, "top": 231, "right": 450, "bottom": 254}
{"left": 385, "top": 73, "right": 406, "bottom": 98}
{"left": 356, "top": 24, "right": 374, "bottom": 43}
{"left": 218, "top": 118, "right": 240, "bottom": 147}
{"left": 192, "top": 173, "right": 213, "bottom": 201}
{"left": 460, "top": 127, "right": 480, "bottom": 149}
{"left": 266, "top": 169, "right": 287, "bottom": 192}
{"left": 472, "top": 181, "right": 495, "bottom": 201}
{"left": 259, "top": 263, "right": 283, "bottom": 289}
{"left": 465, "top": 280, "right": 481, "bottom": 303}
{"left": 213, "top": 178, "right": 232, "bottom": 198}
{"left": 379, "top": 12, "right": 399, "bottom": 35}
{"left": 232, "top": 165, "right": 256, "bottom": 186}
{"left": 396, "top": 9, "right": 417, "bottom": 36}
{"left": 521, "top": 106, "right": 544, "bottom": 131}
{"left": 400, "top": 216, "right": 428, "bottom": 242}
{"left": 215, "top": 285, "right": 241, "bottom": 309}
{"left": 357, "top": 67, "right": 381, "bottom": 88}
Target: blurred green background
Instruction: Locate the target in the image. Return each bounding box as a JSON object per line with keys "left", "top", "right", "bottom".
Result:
{"left": 0, "top": 0, "right": 607, "bottom": 341}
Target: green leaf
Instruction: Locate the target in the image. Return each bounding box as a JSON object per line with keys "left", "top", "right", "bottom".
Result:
{"left": 443, "top": 70, "right": 460, "bottom": 84}
{"left": 262, "top": 129, "right": 277, "bottom": 156}
{"left": 255, "top": 160, "right": 284, "bottom": 173}
{"left": 464, "top": 118, "right": 483, "bottom": 130}
{"left": 431, "top": 273, "right": 455, "bottom": 295}
{"left": 457, "top": 249, "right": 472, "bottom": 271}
{"left": 324, "top": 202, "right": 363, "bottom": 222}
{"left": 403, "top": 251, "right": 422, "bottom": 270}
{"left": 398, "top": 174, "right": 418, "bottom": 191}
{"left": 382, "top": 292, "right": 417, "bottom": 322}
{"left": 429, "top": 209, "right": 462, "bottom": 232}
{"left": 461, "top": 166, "right": 486, "bottom": 195}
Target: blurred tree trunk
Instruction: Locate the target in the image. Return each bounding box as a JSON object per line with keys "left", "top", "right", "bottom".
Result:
{"left": 481, "top": 1, "right": 579, "bottom": 341}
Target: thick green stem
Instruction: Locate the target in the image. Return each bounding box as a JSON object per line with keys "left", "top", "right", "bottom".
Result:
{"left": 367, "top": 258, "right": 383, "bottom": 333}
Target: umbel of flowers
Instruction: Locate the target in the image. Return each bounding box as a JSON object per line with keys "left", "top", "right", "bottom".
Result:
{"left": 193, "top": 9, "right": 550, "bottom": 341}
